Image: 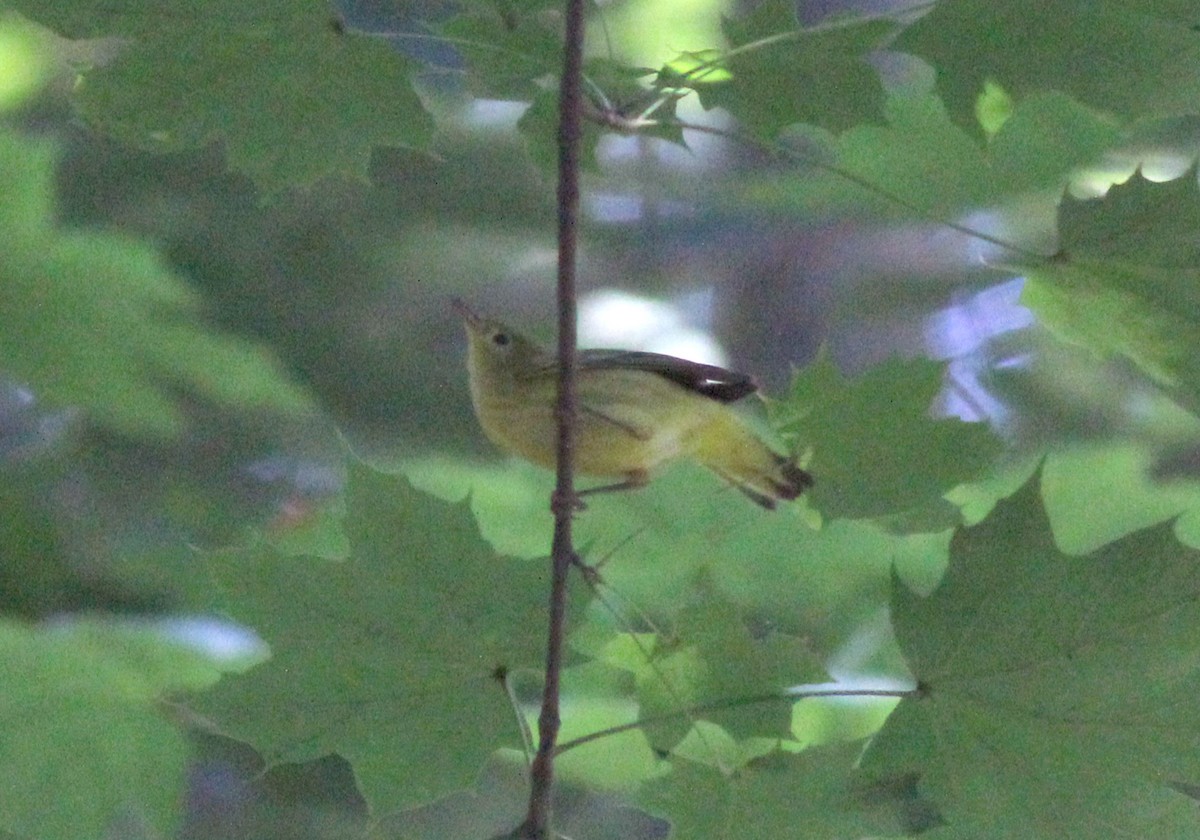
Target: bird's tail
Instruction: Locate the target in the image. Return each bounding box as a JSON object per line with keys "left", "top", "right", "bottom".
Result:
{"left": 692, "top": 412, "right": 812, "bottom": 510}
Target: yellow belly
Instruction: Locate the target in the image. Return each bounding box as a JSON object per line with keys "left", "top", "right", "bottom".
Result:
{"left": 474, "top": 370, "right": 718, "bottom": 478}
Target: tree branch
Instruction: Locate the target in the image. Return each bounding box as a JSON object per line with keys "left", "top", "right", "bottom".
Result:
{"left": 516, "top": 0, "right": 586, "bottom": 832}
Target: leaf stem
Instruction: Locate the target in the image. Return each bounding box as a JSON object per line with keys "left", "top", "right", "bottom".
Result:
{"left": 662, "top": 117, "right": 1053, "bottom": 263}
{"left": 516, "top": 0, "right": 586, "bottom": 831}
{"left": 666, "top": 1, "right": 938, "bottom": 86}
{"left": 554, "top": 687, "right": 917, "bottom": 754}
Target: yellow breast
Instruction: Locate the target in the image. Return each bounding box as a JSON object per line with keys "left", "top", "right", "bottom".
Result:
{"left": 472, "top": 368, "right": 720, "bottom": 479}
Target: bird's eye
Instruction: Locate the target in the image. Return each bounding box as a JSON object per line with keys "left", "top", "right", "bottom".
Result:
{"left": 492, "top": 332, "right": 510, "bottom": 347}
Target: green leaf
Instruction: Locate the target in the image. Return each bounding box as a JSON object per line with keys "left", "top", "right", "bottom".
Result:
{"left": 517, "top": 87, "right": 595, "bottom": 174}
{"left": 1022, "top": 170, "right": 1200, "bottom": 409}
{"left": 974, "top": 80, "right": 1014, "bottom": 137}
{"left": 1022, "top": 259, "right": 1200, "bottom": 390}
{"left": 262, "top": 493, "right": 350, "bottom": 561}
{"left": 772, "top": 352, "right": 1001, "bottom": 525}
{"left": 581, "top": 466, "right": 950, "bottom": 636}
{"left": 518, "top": 58, "right": 686, "bottom": 174}
{"left": 12, "top": 0, "right": 433, "bottom": 192}
{"left": 677, "top": 0, "right": 893, "bottom": 136}
{"left": 0, "top": 14, "right": 51, "bottom": 111}
{"left": 765, "top": 91, "right": 1116, "bottom": 220}
{"left": 380, "top": 750, "right": 669, "bottom": 840}
{"left": 1040, "top": 444, "right": 1200, "bottom": 555}
{"left": 895, "top": 0, "right": 1200, "bottom": 132}
{"left": 0, "top": 619, "right": 237, "bottom": 840}
{"left": 0, "top": 129, "right": 312, "bottom": 438}
{"left": 185, "top": 460, "right": 585, "bottom": 813}
{"left": 987, "top": 91, "right": 1120, "bottom": 194}
{"left": 418, "top": 456, "right": 949, "bottom": 671}
{"left": 828, "top": 93, "right": 991, "bottom": 214}
{"left": 0, "top": 475, "right": 80, "bottom": 617}
{"left": 440, "top": 0, "right": 566, "bottom": 98}
{"left": 551, "top": 662, "right": 668, "bottom": 790}
{"left": 633, "top": 595, "right": 825, "bottom": 749}
{"left": 862, "top": 471, "right": 1200, "bottom": 837}
{"left": 1059, "top": 166, "right": 1200, "bottom": 269}
{"left": 642, "top": 742, "right": 942, "bottom": 839}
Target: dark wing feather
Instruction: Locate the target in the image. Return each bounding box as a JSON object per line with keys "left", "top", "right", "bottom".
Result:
{"left": 577, "top": 349, "right": 759, "bottom": 403}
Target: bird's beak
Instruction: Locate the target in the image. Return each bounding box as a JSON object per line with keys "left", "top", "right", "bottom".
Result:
{"left": 451, "top": 297, "right": 484, "bottom": 330}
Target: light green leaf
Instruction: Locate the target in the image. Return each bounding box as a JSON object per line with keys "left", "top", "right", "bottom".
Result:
{"left": 633, "top": 595, "right": 825, "bottom": 750}
{"left": 0, "top": 130, "right": 311, "bottom": 438}
{"left": 552, "top": 662, "right": 668, "bottom": 790}
{"left": 0, "top": 619, "right": 237, "bottom": 840}
{"left": 1041, "top": 444, "right": 1200, "bottom": 554}
{"left": 0, "top": 14, "right": 51, "bottom": 110}
{"left": 414, "top": 455, "right": 949, "bottom": 674}
{"left": 1022, "top": 260, "right": 1200, "bottom": 389}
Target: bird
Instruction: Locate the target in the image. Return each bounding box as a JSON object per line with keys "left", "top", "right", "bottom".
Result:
{"left": 454, "top": 299, "right": 812, "bottom": 509}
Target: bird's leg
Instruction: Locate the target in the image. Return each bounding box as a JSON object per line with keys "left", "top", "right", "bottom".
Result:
{"left": 576, "top": 469, "right": 649, "bottom": 501}
{"left": 555, "top": 470, "right": 649, "bottom": 512}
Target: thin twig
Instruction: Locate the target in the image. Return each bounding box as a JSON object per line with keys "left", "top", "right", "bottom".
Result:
{"left": 516, "top": 0, "right": 587, "bottom": 832}
{"left": 656, "top": 117, "right": 1054, "bottom": 263}
{"left": 572, "top": 560, "right": 730, "bottom": 769}
{"left": 554, "top": 687, "right": 917, "bottom": 754}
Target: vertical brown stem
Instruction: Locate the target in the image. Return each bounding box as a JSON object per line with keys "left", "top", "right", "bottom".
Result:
{"left": 515, "top": 0, "right": 586, "bottom": 833}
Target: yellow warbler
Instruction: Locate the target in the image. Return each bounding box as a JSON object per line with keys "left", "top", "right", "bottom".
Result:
{"left": 454, "top": 300, "right": 812, "bottom": 509}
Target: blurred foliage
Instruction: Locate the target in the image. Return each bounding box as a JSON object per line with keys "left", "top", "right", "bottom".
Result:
{"left": 3, "top": 0, "right": 1200, "bottom": 838}
{"left": 0, "top": 130, "right": 312, "bottom": 438}
{"left": 5, "top": 0, "right": 433, "bottom": 193}
{"left": 0, "top": 618, "right": 259, "bottom": 840}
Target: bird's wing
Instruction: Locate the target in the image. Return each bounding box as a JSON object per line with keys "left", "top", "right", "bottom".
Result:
{"left": 579, "top": 402, "right": 655, "bottom": 441}
{"left": 576, "top": 349, "right": 759, "bottom": 403}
